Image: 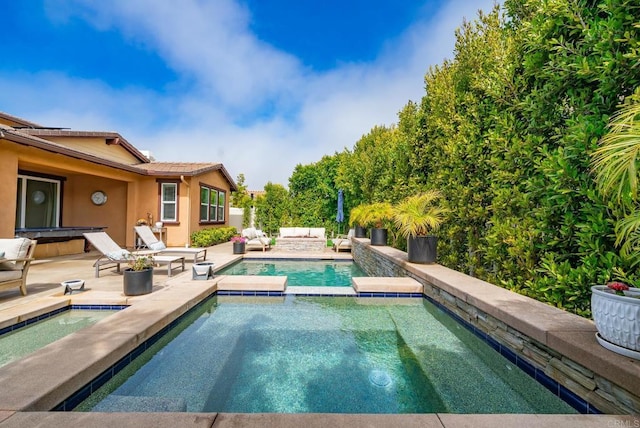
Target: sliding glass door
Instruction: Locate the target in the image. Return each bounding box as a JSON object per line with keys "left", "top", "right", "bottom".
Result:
{"left": 16, "top": 174, "right": 60, "bottom": 228}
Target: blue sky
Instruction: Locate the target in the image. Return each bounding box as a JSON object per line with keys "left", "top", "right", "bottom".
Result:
{"left": 1, "top": 0, "right": 497, "bottom": 190}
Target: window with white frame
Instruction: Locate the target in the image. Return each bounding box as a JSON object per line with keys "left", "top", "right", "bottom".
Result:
{"left": 16, "top": 174, "right": 61, "bottom": 229}
{"left": 160, "top": 182, "right": 178, "bottom": 222}
{"left": 199, "top": 184, "right": 225, "bottom": 223}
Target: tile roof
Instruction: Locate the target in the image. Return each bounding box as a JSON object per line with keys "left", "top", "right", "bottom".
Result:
{"left": 19, "top": 129, "right": 149, "bottom": 163}
{"left": 134, "top": 162, "right": 223, "bottom": 175}
{"left": 0, "top": 116, "right": 237, "bottom": 191}
{"left": 0, "top": 111, "right": 42, "bottom": 128}
{"left": 134, "top": 162, "right": 238, "bottom": 191}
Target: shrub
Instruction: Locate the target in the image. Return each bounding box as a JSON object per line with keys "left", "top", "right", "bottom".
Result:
{"left": 190, "top": 226, "right": 237, "bottom": 247}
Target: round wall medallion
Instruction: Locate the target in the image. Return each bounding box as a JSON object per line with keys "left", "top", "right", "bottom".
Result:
{"left": 32, "top": 190, "right": 46, "bottom": 205}
{"left": 91, "top": 191, "right": 107, "bottom": 205}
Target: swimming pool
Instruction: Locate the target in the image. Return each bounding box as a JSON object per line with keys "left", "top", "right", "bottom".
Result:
{"left": 77, "top": 296, "right": 576, "bottom": 414}
{"left": 217, "top": 260, "right": 367, "bottom": 287}
{"left": 0, "top": 307, "right": 121, "bottom": 368}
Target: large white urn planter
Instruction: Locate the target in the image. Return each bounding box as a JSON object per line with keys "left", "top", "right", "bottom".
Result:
{"left": 591, "top": 285, "right": 640, "bottom": 359}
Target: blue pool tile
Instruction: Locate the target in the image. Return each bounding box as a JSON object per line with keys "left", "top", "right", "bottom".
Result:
{"left": 92, "top": 367, "right": 115, "bottom": 392}
{"left": 516, "top": 356, "right": 536, "bottom": 378}
{"left": 560, "top": 386, "right": 589, "bottom": 414}
{"left": 471, "top": 327, "right": 487, "bottom": 341}
{"left": 501, "top": 346, "right": 518, "bottom": 364}
{"left": 64, "top": 382, "right": 92, "bottom": 411}
{"left": 536, "top": 371, "right": 559, "bottom": 395}
{"left": 486, "top": 335, "right": 501, "bottom": 352}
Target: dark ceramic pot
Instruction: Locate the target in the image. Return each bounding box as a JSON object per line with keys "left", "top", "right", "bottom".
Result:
{"left": 354, "top": 225, "right": 367, "bottom": 238}
{"left": 370, "top": 228, "right": 388, "bottom": 246}
{"left": 407, "top": 235, "right": 437, "bottom": 264}
{"left": 123, "top": 267, "right": 153, "bottom": 296}
{"left": 233, "top": 242, "right": 246, "bottom": 254}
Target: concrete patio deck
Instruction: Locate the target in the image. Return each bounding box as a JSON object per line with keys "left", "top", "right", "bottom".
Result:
{"left": 0, "top": 242, "right": 636, "bottom": 427}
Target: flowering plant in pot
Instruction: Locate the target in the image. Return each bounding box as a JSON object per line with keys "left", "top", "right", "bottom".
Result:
{"left": 591, "top": 280, "right": 640, "bottom": 359}
{"left": 230, "top": 235, "right": 247, "bottom": 254}
{"left": 393, "top": 190, "right": 448, "bottom": 264}
{"left": 123, "top": 254, "right": 155, "bottom": 296}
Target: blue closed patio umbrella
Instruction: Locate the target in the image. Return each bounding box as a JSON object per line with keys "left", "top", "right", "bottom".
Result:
{"left": 336, "top": 189, "right": 344, "bottom": 234}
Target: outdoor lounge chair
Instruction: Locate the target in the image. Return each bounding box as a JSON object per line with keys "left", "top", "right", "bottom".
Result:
{"left": 0, "top": 238, "right": 37, "bottom": 296}
{"left": 241, "top": 227, "right": 271, "bottom": 252}
{"left": 333, "top": 229, "right": 354, "bottom": 252}
{"left": 134, "top": 226, "right": 207, "bottom": 263}
{"left": 83, "top": 232, "right": 185, "bottom": 278}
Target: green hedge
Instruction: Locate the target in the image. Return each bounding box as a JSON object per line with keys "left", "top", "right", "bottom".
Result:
{"left": 190, "top": 226, "right": 237, "bottom": 247}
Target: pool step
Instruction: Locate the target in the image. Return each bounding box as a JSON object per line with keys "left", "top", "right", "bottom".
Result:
{"left": 352, "top": 277, "right": 423, "bottom": 294}
{"left": 285, "top": 286, "right": 356, "bottom": 296}
{"left": 217, "top": 275, "right": 287, "bottom": 292}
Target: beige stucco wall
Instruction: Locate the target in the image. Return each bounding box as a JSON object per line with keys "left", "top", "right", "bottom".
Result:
{"left": 42, "top": 136, "right": 141, "bottom": 165}
{"left": 63, "top": 174, "right": 129, "bottom": 245}
{"left": 0, "top": 145, "right": 19, "bottom": 237}
{"left": 1, "top": 137, "right": 234, "bottom": 253}
{"left": 134, "top": 170, "right": 233, "bottom": 247}
{"left": 0, "top": 140, "right": 138, "bottom": 247}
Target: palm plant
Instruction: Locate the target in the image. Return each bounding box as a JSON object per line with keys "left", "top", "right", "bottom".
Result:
{"left": 393, "top": 190, "right": 448, "bottom": 238}
{"left": 361, "top": 202, "right": 394, "bottom": 229}
{"left": 591, "top": 99, "right": 640, "bottom": 261}
{"left": 348, "top": 204, "right": 367, "bottom": 227}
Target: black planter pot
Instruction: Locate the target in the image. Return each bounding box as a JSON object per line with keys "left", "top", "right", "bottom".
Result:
{"left": 354, "top": 225, "right": 367, "bottom": 238}
{"left": 233, "top": 242, "right": 246, "bottom": 254}
{"left": 123, "top": 267, "right": 153, "bottom": 296}
{"left": 407, "top": 235, "right": 437, "bottom": 264}
{"left": 370, "top": 228, "right": 388, "bottom": 246}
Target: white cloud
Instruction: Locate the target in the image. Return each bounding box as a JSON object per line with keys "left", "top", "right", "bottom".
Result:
{"left": 5, "top": 0, "right": 498, "bottom": 189}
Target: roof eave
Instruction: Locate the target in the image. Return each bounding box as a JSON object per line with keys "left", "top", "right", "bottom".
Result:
{"left": 1, "top": 129, "right": 146, "bottom": 175}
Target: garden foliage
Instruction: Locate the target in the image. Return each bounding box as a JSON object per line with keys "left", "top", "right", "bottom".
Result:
{"left": 253, "top": 0, "right": 640, "bottom": 317}
{"left": 190, "top": 226, "right": 237, "bottom": 247}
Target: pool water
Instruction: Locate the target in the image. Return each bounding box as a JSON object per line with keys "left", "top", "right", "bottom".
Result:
{"left": 0, "top": 309, "right": 118, "bottom": 368}
{"left": 217, "top": 260, "right": 367, "bottom": 286}
{"left": 79, "top": 296, "right": 576, "bottom": 414}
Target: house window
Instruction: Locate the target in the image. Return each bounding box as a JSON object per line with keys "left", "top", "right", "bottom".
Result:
{"left": 199, "top": 184, "right": 226, "bottom": 223}
{"left": 16, "top": 174, "right": 61, "bottom": 228}
{"left": 160, "top": 182, "right": 178, "bottom": 222}
{"left": 218, "top": 191, "right": 225, "bottom": 221}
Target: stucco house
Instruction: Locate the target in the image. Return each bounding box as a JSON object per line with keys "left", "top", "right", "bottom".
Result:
{"left": 0, "top": 111, "right": 237, "bottom": 258}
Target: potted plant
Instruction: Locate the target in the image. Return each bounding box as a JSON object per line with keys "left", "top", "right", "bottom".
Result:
{"left": 361, "top": 202, "right": 394, "bottom": 246}
{"left": 123, "top": 254, "right": 154, "bottom": 296}
{"left": 591, "top": 281, "right": 640, "bottom": 358}
{"left": 394, "top": 190, "right": 448, "bottom": 264}
{"left": 349, "top": 205, "right": 368, "bottom": 238}
{"left": 231, "top": 235, "right": 247, "bottom": 254}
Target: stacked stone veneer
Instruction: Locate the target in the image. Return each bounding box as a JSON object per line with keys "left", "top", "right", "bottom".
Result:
{"left": 275, "top": 237, "right": 326, "bottom": 252}
{"left": 352, "top": 238, "right": 640, "bottom": 414}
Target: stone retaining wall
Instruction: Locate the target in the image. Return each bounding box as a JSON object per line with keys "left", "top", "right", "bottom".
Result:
{"left": 275, "top": 237, "right": 326, "bottom": 252}
{"left": 352, "top": 238, "right": 640, "bottom": 414}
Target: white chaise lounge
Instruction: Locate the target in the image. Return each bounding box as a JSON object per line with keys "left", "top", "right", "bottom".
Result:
{"left": 84, "top": 232, "right": 185, "bottom": 277}
{"left": 134, "top": 225, "right": 207, "bottom": 263}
